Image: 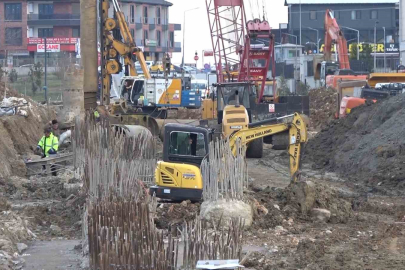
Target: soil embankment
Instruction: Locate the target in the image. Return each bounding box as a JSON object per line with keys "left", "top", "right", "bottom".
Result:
{"left": 305, "top": 94, "right": 405, "bottom": 194}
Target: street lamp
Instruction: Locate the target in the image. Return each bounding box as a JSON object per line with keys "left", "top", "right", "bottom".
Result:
{"left": 382, "top": 26, "right": 386, "bottom": 72}
{"left": 181, "top": 7, "right": 199, "bottom": 67}
{"left": 341, "top": 26, "right": 360, "bottom": 60}
{"left": 374, "top": 21, "right": 379, "bottom": 72}
{"left": 306, "top": 27, "right": 319, "bottom": 53}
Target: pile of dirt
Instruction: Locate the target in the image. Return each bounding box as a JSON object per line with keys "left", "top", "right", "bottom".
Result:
{"left": 167, "top": 108, "right": 202, "bottom": 119}
{"left": 250, "top": 181, "right": 353, "bottom": 229}
{"left": 0, "top": 83, "right": 55, "bottom": 177}
{"left": 155, "top": 200, "right": 200, "bottom": 230}
{"left": 305, "top": 94, "right": 405, "bottom": 194}
{"left": 308, "top": 87, "right": 338, "bottom": 130}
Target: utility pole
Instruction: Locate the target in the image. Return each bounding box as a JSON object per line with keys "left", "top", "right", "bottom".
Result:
{"left": 383, "top": 26, "right": 386, "bottom": 72}
{"left": 299, "top": 0, "right": 302, "bottom": 45}
{"left": 44, "top": 37, "right": 48, "bottom": 105}
{"left": 181, "top": 7, "right": 199, "bottom": 67}
{"left": 374, "top": 21, "right": 379, "bottom": 72}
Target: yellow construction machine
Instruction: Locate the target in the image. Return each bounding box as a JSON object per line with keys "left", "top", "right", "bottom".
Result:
{"left": 149, "top": 89, "right": 308, "bottom": 201}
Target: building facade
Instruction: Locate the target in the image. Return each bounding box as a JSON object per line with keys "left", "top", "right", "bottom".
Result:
{"left": 0, "top": 0, "right": 181, "bottom": 67}
{"left": 285, "top": 0, "right": 399, "bottom": 55}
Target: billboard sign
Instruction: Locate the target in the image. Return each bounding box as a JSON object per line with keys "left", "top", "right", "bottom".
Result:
{"left": 37, "top": 44, "right": 61, "bottom": 52}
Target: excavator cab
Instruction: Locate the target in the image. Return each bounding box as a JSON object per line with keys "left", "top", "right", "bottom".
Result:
{"left": 215, "top": 82, "right": 253, "bottom": 124}
{"left": 320, "top": 61, "right": 339, "bottom": 86}
{"left": 150, "top": 124, "right": 209, "bottom": 201}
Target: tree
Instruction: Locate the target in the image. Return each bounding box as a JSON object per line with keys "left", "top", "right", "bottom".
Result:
{"left": 296, "top": 81, "right": 310, "bottom": 95}
{"left": 28, "top": 62, "right": 44, "bottom": 95}
{"left": 350, "top": 43, "right": 358, "bottom": 60}
{"left": 277, "top": 76, "right": 290, "bottom": 96}
{"left": 360, "top": 44, "right": 373, "bottom": 72}
{"left": 8, "top": 69, "right": 18, "bottom": 83}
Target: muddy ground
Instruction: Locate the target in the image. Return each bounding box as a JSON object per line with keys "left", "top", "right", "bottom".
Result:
{"left": 152, "top": 143, "right": 405, "bottom": 270}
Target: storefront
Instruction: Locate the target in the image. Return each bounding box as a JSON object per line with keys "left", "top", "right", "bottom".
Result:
{"left": 27, "top": 38, "right": 80, "bottom": 66}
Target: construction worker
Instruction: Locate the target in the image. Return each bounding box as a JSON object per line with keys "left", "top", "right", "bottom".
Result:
{"left": 49, "top": 119, "right": 60, "bottom": 138}
{"left": 37, "top": 126, "right": 59, "bottom": 176}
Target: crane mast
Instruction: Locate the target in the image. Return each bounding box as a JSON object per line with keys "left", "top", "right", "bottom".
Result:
{"left": 205, "top": 0, "right": 246, "bottom": 82}
{"left": 205, "top": 0, "right": 276, "bottom": 102}
{"left": 99, "top": 0, "right": 150, "bottom": 106}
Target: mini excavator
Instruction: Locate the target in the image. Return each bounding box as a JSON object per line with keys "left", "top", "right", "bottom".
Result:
{"left": 150, "top": 90, "right": 308, "bottom": 201}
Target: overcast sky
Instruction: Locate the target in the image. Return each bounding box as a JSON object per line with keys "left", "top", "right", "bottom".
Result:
{"left": 168, "top": 0, "right": 288, "bottom": 67}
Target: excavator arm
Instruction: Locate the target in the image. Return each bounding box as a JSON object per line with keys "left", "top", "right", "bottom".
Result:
{"left": 324, "top": 9, "right": 350, "bottom": 69}
{"left": 229, "top": 113, "right": 308, "bottom": 183}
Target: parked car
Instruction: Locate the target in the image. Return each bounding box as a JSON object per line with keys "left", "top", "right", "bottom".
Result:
{"left": 150, "top": 61, "right": 175, "bottom": 72}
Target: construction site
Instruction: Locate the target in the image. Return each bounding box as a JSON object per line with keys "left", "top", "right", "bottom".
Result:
{"left": 0, "top": 0, "right": 405, "bottom": 269}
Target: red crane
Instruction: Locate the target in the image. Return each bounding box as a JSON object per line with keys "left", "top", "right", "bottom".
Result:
{"left": 205, "top": 0, "right": 276, "bottom": 102}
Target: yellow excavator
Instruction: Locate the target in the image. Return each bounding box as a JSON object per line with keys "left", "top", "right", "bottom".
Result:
{"left": 150, "top": 88, "right": 308, "bottom": 201}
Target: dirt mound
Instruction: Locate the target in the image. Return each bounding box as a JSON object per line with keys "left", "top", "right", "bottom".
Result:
{"left": 251, "top": 181, "right": 353, "bottom": 229}
{"left": 167, "top": 108, "right": 202, "bottom": 119}
{"left": 305, "top": 94, "right": 405, "bottom": 194}
{"left": 155, "top": 200, "right": 200, "bottom": 230}
{"left": 309, "top": 88, "right": 338, "bottom": 130}
{"left": 0, "top": 83, "right": 54, "bottom": 177}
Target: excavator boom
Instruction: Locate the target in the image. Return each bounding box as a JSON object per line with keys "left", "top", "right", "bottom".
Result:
{"left": 324, "top": 9, "right": 350, "bottom": 70}
{"left": 229, "top": 113, "right": 307, "bottom": 183}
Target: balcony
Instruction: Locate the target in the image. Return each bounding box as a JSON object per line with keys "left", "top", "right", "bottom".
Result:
{"left": 174, "top": 24, "right": 181, "bottom": 31}
{"left": 27, "top": 13, "right": 80, "bottom": 26}
{"left": 148, "top": 18, "right": 155, "bottom": 30}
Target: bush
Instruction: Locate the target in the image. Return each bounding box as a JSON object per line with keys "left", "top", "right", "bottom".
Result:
{"left": 0, "top": 64, "right": 8, "bottom": 82}
{"left": 8, "top": 69, "right": 18, "bottom": 83}
{"left": 277, "top": 76, "right": 290, "bottom": 96}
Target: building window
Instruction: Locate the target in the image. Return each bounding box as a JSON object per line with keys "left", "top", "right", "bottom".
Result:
{"left": 351, "top": 10, "right": 361, "bottom": 20}
{"left": 38, "top": 28, "right": 53, "bottom": 38}
{"left": 130, "top": 29, "right": 135, "bottom": 39}
{"left": 310, "top": 11, "right": 316, "bottom": 20}
{"left": 5, "top": 28, "right": 22, "bottom": 46}
{"left": 370, "top": 10, "right": 378, "bottom": 20}
{"left": 288, "top": 50, "right": 297, "bottom": 58}
{"left": 38, "top": 4, "right": 54, "bottom": 19}
{"left": 170, "top": 32, "right": 174, "bottom": 47}
{"left": 130, "top": 5, "right": 135, "bottom": 23}
{"left": 157, "top": 31, "right": 161, "bottom": 47}
{"left": 143, "top": 6, "right": 148, "bottom": 24}
{"left": 144, "top": 30, "right": 148, "bottom": 45}
{"left": 72, "top": 3, "right": 80, "bottom": 15}
{"left": 157, "top": 7, "right": 161, "bottom": 24}
{"left": 5, "top": 3, "right": 22, "bottom": 21}
{"left": 72, "top": 27, "right": 80, "bottom": 38}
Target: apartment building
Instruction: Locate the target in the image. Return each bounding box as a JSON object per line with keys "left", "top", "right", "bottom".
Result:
{"left": 0, "top": 0, "right": 181, "bottom": 66}
{"left": 117, "top": 0, "right": 181, "bottom": 62}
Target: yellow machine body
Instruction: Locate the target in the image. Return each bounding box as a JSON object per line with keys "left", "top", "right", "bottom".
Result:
{"left": 150, "top": 113, "right": 308, "bottom": 201}
{"left": 221, "top": 105, "right": 249, "bottom": 137}
{"left": 155, "top": 161, "right": 203, "bottom": 190}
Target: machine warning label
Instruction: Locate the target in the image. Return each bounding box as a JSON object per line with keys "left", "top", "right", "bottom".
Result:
{"left": 269, "top": 104, "right": 275, "bottom": 113}
{"left": 246, "top": 129, "right": 272, "bottom": 140}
